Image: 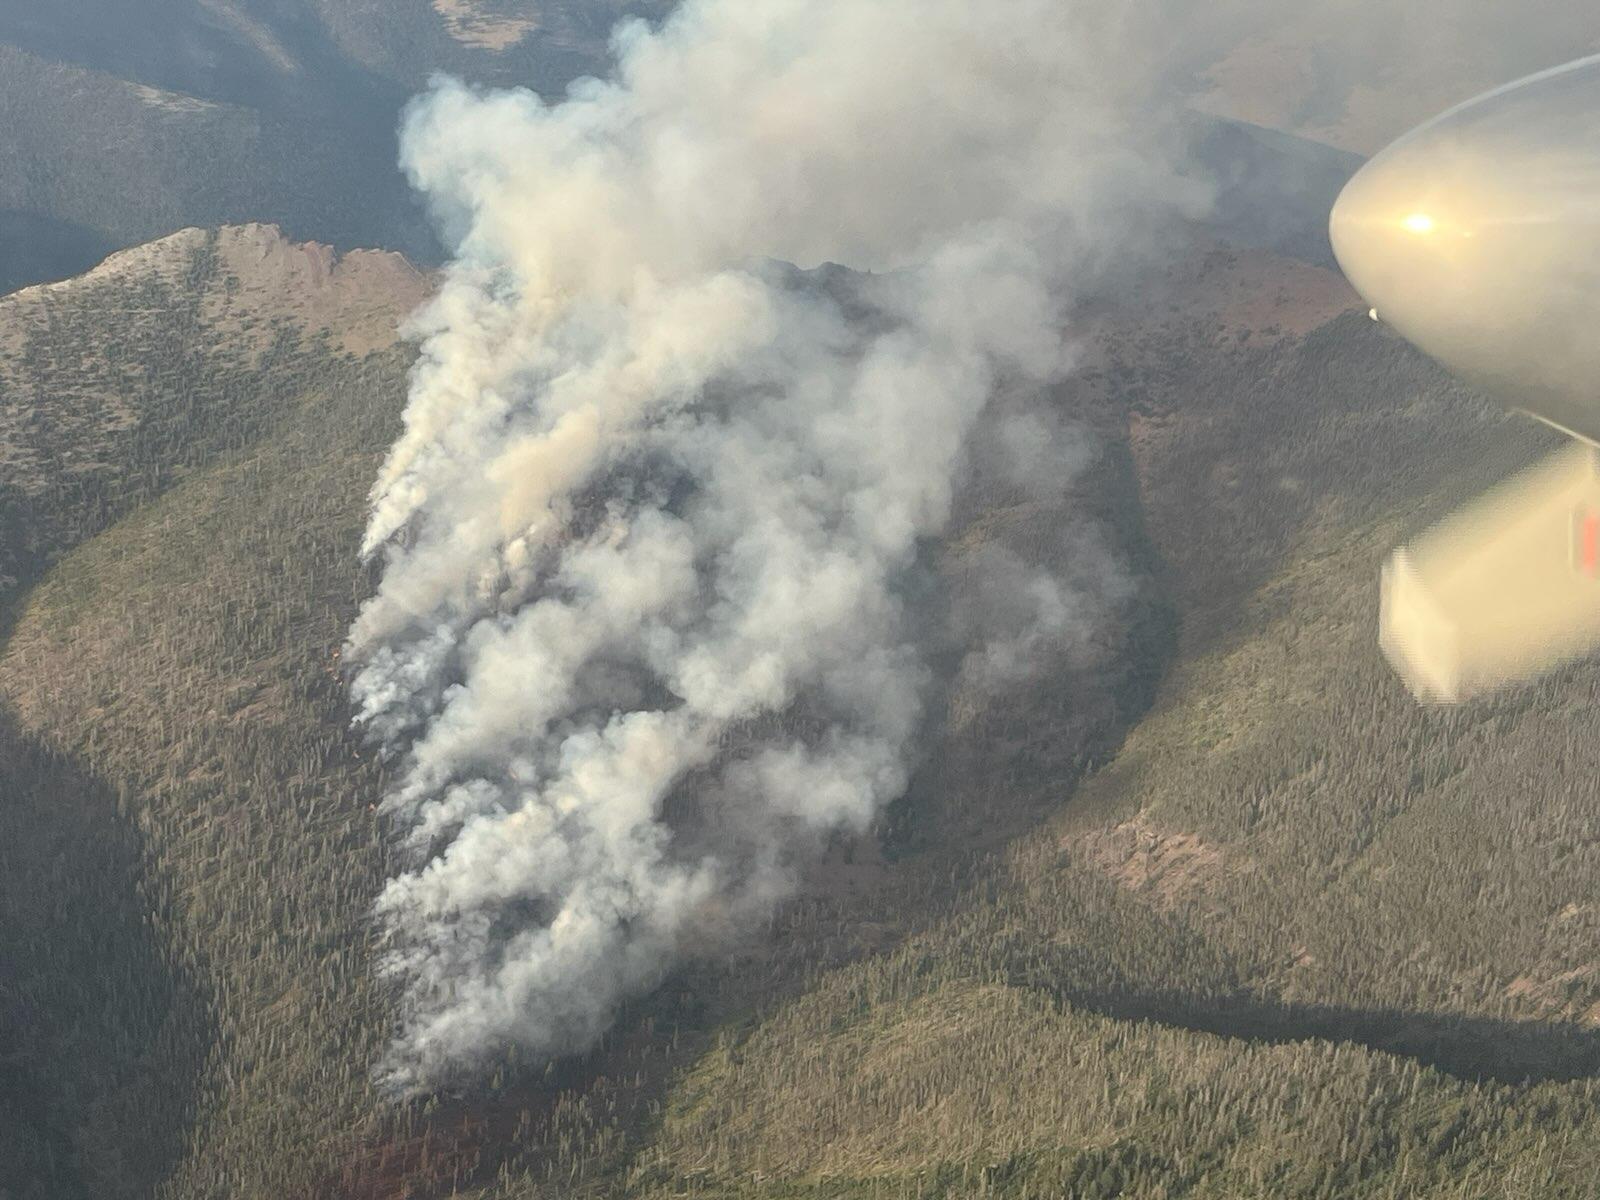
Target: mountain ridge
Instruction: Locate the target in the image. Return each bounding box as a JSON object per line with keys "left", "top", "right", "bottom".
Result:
{"left": 5, "top": 92, "right": 1600, "bottom": 1195}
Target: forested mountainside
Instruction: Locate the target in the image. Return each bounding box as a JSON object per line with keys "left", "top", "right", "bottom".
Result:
{"left": 4, "top": 210, "right": 1600, "bottom": 1199}
{"left": 599, "top": 255, "right": 1600, "bottom": 1200}
{"left": 0, "top": 225, "right": 421, "bottom": 1198}
{"left": 0, "top": 1, "right": 673, "bottom": 293}
{"left": 628, "top": 288, "right": 1600, "bottom": 1200}
{"left": 3, "top": 0, "right": 1594, "bottom": 294}
{"left": 0, "top": 217, "right": 1157, "bottom": 1199}
{"left": 0, "top": 0, "right": 1365, "bottom": 304}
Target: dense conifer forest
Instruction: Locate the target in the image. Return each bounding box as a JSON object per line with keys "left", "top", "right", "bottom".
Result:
{"left": 3, "top": 228, "right": 1599, "bottom": 1198}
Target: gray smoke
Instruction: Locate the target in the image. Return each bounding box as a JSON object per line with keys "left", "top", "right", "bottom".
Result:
{"left": 348, "top": 0, "right": 1217, "bottom": 1094}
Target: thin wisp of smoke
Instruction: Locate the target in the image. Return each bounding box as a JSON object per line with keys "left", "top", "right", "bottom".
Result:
{"left": 348, "top": 0, "right": 1210, "bottom": 1094}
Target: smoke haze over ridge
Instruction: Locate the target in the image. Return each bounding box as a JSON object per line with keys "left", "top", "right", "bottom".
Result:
{"left": 346, "top": 0, "right": 1250, "bottom": 1093}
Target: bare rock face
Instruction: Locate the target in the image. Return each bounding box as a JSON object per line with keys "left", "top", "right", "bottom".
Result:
{"left": 2, "top": 222, "right": 427, "bottom": 369}
{"left": 432, "top": 0, "right": 539, "bottom": 52}
{"left": 0, "top": 223, "right": 426, "bottom": 602}
{"left": 206, "top": 223, "right": 430, "bottom": 357}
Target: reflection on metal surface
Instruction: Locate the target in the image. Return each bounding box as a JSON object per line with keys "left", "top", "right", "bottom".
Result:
{"left": 1331, "top": 57, "right": 1600, "bottom": 701}
{"left": 1331, "top": 54, "right": 1600, "bottom": 443}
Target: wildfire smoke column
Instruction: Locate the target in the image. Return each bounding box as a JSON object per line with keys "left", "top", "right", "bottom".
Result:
{"left": 347, "top": 0, "right": 1209, "bottom": 1093}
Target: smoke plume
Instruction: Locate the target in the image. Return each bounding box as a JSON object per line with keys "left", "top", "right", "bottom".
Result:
{"left": 348, "top": 0, "right": 1214, "bottom": 1093}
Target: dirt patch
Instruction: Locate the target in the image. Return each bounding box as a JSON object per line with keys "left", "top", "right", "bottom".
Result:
{"left": 1504, "top": 962, "right": 1600, "bottom": 1025}
{"left": 129, "top": 83, "right": 223, "bottom": 115}
{"left": 1077, "top": 812, "right": 1227, "bottom": 910}
{"left": 433, "top": 0, "right": 538, "bottom": 51}
{"left": 208, "top": 223, "right": 430, "bottom": 358}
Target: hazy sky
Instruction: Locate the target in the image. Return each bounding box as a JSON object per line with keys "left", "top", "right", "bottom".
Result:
{"left": 1198, "top": 3, "right": 1600, "bottom": 152}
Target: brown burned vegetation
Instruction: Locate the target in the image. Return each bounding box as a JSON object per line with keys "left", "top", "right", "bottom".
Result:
{"left": 3, "top": 235, "right": 1600, "bottom": 1200}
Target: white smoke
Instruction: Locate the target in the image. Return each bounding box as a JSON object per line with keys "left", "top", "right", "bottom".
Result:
{"left": 348, "top": 0, "right": 1214, "bottom": 1093}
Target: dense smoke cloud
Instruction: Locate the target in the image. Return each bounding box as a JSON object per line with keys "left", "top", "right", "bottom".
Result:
{"left": 347, "top": 0, "right": 1224, "bottom": 1094}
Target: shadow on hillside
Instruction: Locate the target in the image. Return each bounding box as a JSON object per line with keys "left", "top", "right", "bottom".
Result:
{"left": 1057, "top": 986, "right": 1600, "bottom": 1085}
{"left": 0, "top": 717, "right": 210, "bottom": 1200}
{"left": 0, "top": 208, "right": 118, "bottom": 296}
{"left": 884, "top": 395, "right": 1180, "bottom": 856}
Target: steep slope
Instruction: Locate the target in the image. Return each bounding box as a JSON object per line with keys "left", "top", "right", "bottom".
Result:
{"left": 0, "top": 223, "right": 1161, "bottom": 1198}
{"left": 0, "top": 1, "right": 671, "bottom": 295}
{"left": 8, "top": 217, "right": 1600, "bottom": 1200}
{"left": 606, "top": 255, "right": 1600, "bottom": 1199}
{"left": 0, "top": 35, "right": 428, "bottom": 285}
{"left": 1185, "top": 117, "right": 1362, "bottom": 269}
{"left": 0, "top": 223, "right": 424, "bottom": 606}
{"left": 0, "top": 226, "right": 420, "bottom": 1199}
